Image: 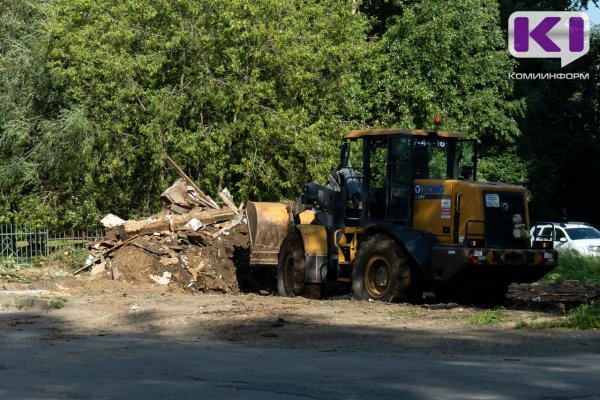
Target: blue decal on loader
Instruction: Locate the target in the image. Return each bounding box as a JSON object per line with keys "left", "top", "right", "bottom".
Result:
{"left": 415, "top": 184, "right": 445, "bottom": 199}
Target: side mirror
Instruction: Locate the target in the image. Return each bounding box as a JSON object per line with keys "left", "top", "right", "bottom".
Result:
{"left": 559, "top": 237, "right": 567, "bottom": 242}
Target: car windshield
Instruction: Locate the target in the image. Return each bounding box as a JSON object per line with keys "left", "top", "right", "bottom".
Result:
{"left": 565, "top": 227, "right": 600, "bottom": 240}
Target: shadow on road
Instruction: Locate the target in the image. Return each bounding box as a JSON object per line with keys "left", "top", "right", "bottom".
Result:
{"left": 1, "top": 301, "right": 600, "bottom": 399}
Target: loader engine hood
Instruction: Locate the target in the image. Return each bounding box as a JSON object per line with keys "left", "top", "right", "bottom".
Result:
{"left": 412, "top": 179, "right": 530, "bottom": 248}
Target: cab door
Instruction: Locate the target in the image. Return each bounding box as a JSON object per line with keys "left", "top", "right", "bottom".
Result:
{"left": 387, "top": 136, "right": 411, "bottom": 224}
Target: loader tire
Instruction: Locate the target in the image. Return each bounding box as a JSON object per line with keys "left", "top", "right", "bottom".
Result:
{"left": 352, "top": 233, "right": 421, "bottom": 303}
{"left": 277, "top": 231, "right": 322, "bottom": 299}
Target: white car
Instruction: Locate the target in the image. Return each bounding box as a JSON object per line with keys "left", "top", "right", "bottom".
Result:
{"left": 531, "top": 222, "right": 600, "bottom": 256}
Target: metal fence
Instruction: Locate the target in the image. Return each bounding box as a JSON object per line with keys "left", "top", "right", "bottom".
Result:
{"left": 0, "top": 225, "right": 104, "bottom": 266}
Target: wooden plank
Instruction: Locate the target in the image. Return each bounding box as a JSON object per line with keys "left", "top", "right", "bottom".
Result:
{"left": 185, "top": 191, "right": 213, "bottom": 208}
{"left": 164, "top": 156, "right": 220, "bottom": 209}
{"left": 160, "top": 179, "right": 193, "bottom": 206}
{"left": 161, "top": 179, "right": 212, "bottom": 209}
{"left": 211, "top": 217, "right": 242, "bottom": 238}
{"left": 169, "top": 209, "right": 236, "bottom": 231}
{"left": 218, "top": 188, "right": 240, "bottom": 214}
{"left": 123, "top": 218, "right": 171, "bottom": 235}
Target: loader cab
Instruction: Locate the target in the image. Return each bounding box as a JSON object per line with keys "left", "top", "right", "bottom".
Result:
{"left": 340, "top": 129, "right": 477, "bottom": 227}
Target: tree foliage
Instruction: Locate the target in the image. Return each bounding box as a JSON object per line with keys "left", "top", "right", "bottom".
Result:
{"left": 0, "top": 0, "right": 98, "bottom": 228}
{"left": 376, "top": 0, "right": 522, "bottom": 135}
{"left": 0, "top": 0, "right": 375, "bottom": 227}
{"left": 45, "top": 0, "right": 373, "bottom": 216}
{"left": 373, "top": 0, "right": 525, "bottom": 183}
{"left": 496, "top": 0, "right": 600, "bottom": 223}
{"left": 516, "top": 28, "right": 599, "bottom": 222}
{"left": 3, "top": 0, "right": 591, "bottom": 229}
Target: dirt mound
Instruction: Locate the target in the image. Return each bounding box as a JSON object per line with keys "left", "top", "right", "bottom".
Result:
{"left": 89, "top": 224, "right": 254, "bottom": 294}
{"left": 76, "top": 162, "right": 267, "bottom": 294}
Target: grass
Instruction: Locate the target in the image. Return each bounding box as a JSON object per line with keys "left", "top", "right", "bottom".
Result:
{"left": 46, "top": 297, "right": 68, "bottom": 310}
{"left": 515, "top": 249, "right": 600, "bottom": 330}
{"left": 0, "top": 246, "right": 90, "bottom": 283}
{"left": 540, "top": 249, "right": 600, "bottom": 284}
{"left": 0, "top": 258, "right": 29, "bottom": 283}
{"left": 388, "top": 310, "right": 419, "bottom": 319}
{"left": 38, "top": 247, "right": 90, "bottom": 272}
{"left": 516, "top": 301, "right": 600, "bottom": 330}
{"left": 470, "top": 308, "right": 506, "bottom": 325}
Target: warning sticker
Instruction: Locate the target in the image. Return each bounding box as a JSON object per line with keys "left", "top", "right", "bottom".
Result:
{"left": 441, "top": 197, "right": 451, "bottom": 219}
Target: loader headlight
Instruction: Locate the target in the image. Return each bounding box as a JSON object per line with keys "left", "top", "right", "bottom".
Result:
{"left": 512, "top": 214, "right": 530, "bottom": 239}
{"left": 512, "top": 214, "right": 523, "bottom": 224}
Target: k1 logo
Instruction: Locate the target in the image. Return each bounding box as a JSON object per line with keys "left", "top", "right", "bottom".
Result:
{"left": 508, "top": 12, "right": 590, "bottom": 67}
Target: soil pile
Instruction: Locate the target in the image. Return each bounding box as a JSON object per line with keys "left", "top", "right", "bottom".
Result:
{"left": 97, "top": 224, "right": 251, "bottom": 294}
{"left": 79, "top": 158, "right": 268, "bottom": 294}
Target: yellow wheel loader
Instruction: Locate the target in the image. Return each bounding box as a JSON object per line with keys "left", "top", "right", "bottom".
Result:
{"left": 247, "top": 122, "right": 558, "bottom": 303}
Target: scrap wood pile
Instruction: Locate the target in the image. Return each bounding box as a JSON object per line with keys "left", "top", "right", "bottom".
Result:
{"left": 79, "top": 157, "right": 247, "bottom": 293}
{"left": 507, "top": 280, "right": 600, "bottom": 305}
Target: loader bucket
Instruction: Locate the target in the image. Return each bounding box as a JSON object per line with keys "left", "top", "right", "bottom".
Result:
{"left": 246, "top": 201, "right": 293, "bottom": 266}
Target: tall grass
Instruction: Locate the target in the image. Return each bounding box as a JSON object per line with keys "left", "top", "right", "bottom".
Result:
{"left": 520, "top": 250, "right": 600, "bottom": 330}
{"left": 564, "top": 302, "right": 600, "bottom": 329}
{"left": 540, "top": 250, "right": 600, "bottom": 284}
{"left": 516, "top": 301, "right": 600, "bottom": 330}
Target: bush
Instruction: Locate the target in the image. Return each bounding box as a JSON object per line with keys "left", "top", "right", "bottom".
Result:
{"left": 562, "top": 302, "right": 600, "bottom": 329}
{"left": 39, "top": 247, "right": 91, "bottom": 272}
{"left": 47, "top": 297, "right": 67, "bottom": 310}
{"left": 0, "top": 258, "right": 28, "bottom": 283}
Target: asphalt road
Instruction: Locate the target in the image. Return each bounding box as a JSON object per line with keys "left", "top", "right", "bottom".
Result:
{"left": 2, "top": 324, "right": 600, "bottom": 400}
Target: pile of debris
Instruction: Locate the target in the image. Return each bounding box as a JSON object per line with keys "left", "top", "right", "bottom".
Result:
{"left": 79, "top": 157, "right": 247, "bottom": 293}
{"left": 507, "top": 280, "right": 600, "bottom": 306}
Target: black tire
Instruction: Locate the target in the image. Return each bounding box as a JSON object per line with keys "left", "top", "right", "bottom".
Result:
{"left": 277, "top": 231, "right": 322, "bottom": 299}
{"left": 352, "top": 233, "right": 421, "bottom": 303}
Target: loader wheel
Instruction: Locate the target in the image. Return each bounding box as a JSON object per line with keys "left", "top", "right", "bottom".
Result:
{"left": 352, "top": 233, "right": 421, "bottom": 303}
{"left": 277, "top": 231, "right": 322, "bottom": 299}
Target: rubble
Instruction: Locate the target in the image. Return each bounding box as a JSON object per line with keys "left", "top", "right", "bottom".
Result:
{"left": 100, "top": 214, "right": 126, "bottom": 229}
{"left": 80, "top": 157, "right": 248, "bottom": 294}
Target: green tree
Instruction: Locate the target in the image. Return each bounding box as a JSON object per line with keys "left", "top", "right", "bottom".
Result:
{"left": 0, "top": 0, "right": 98, "bottom": 228}
{"left": 516, "top": 28, "right": 599, "bottom": 223}
{"left": 374, "top": 0, "right": 524, "bottom": 183}
{"left": 45, "top": 0, "right": 374, "bottom": 220}
{"left": 497, "top": 0, "right": 599, "bottom": 224}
